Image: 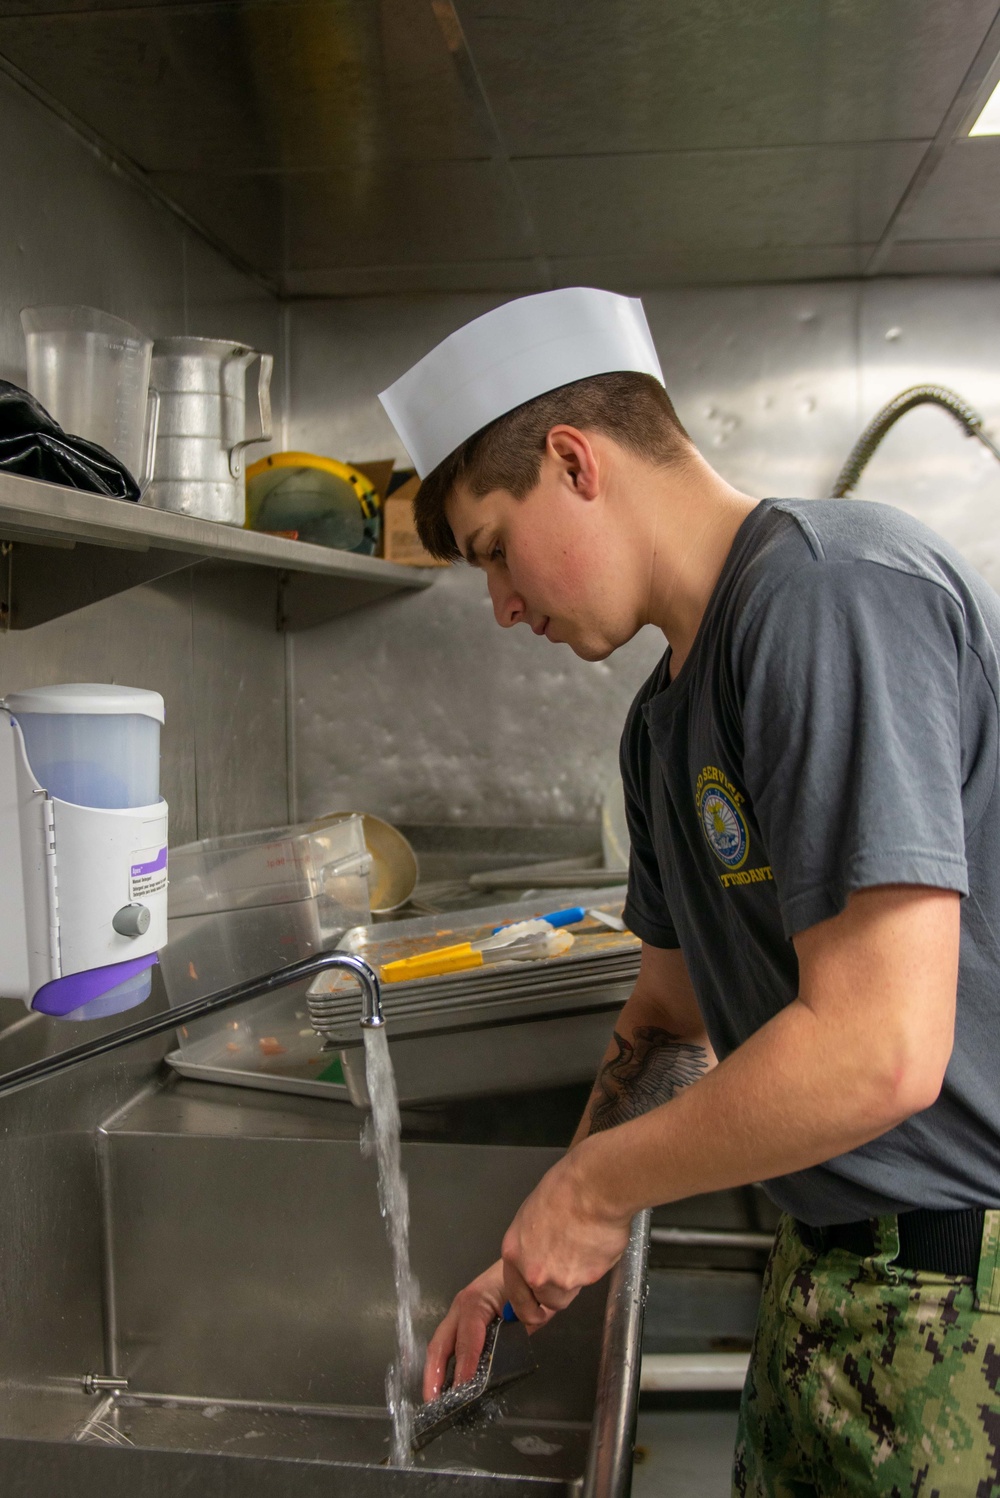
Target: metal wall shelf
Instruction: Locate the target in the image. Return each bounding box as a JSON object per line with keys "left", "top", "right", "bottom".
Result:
{"left": 0, "top": 472, "right": 436, "bottom": 630}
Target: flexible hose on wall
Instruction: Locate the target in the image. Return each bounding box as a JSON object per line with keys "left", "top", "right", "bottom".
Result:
{"left": 831, "top": 384, "right": 1000, "bottom": 497}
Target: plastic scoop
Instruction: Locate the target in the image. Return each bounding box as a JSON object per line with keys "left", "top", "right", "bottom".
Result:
{"left": 411, "top": 1303, "right": 536, "bottom": 1453}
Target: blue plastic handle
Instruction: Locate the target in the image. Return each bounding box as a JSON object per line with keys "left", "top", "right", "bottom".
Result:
{"left": 492, "top": 907, "right": 586, "bottom": 936}
{"left": 544, "top": 906, "right": 586, "bottom": 929}
{"left": 502, "top": 1301, "right": 518, "bottom": 1323}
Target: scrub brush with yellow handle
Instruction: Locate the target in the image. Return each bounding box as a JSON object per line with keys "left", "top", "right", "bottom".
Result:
{"left": 380, "top": 919, "right": 574, "bottom": 984}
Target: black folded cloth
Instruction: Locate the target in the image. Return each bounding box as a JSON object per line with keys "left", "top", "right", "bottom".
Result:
{"left": 0, "top": 380, "right": 140, "bottom": 500}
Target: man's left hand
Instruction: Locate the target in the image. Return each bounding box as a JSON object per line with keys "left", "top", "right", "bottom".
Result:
{"left": 500, "top": 1142, "right": 632, "bottom": 1326}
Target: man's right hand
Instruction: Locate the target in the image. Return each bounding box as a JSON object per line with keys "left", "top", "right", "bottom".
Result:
{"left": 422, "top": 1258, "right": 556, "bottom": 1402}
{"left": 422, "top": 1260, "right": 506, "bottom": 1402}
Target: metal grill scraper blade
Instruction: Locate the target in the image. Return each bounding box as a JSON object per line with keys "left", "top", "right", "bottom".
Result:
{"left": 411, "top": 1313, "right": 536, "bottom": 1453}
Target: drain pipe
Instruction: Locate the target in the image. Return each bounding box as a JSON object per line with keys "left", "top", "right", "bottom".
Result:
{"left": 831, "top": 384, "right": 1000, "bottom": 497}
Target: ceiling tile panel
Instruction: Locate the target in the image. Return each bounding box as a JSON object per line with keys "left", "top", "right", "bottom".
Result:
{"left": 0, "top": 0, "right": 490, "bottom": 170}
{"left": 0, "top": 0, "right": 997, "bottom": 288}
{"left": 151, "top": 159, "right": 534, "bottom": 276}
{"left": 880, "top": 240, "right": 1000, "bottom": 276}
{"left": 517, "top": 143, "right": 925, "bottom": 260}
{"left": 547, "top": 246, "right": 868, "bottom": 292}
{"left": 0, "top": 0, "right": 175, "bottom": 10}
{"left": 282, "top": 258, "right": 545, "bottom": 295}
{"left": 896, "top": 140, "right": 1000, "bottom": 243}
{"left": 460, "top": 0, "right": 997, "bottom": 155}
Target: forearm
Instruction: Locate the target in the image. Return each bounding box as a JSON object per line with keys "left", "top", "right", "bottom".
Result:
{"left": 572, "top": 988, "right": 937, "bottom": 1222}
{"left": 569, "top": 987, "right": 717, "bottom": 1148}
{"left": 499, "top": 890, "right": 958, "bottom": 1322}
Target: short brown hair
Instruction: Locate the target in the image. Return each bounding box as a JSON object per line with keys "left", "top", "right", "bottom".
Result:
{"left": 413, "top": 370, "right": 691, "bottom": 561}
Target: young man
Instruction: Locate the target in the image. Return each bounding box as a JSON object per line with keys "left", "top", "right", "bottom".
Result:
{"left": 378, "top": 288, "right": 1000, "bottom": 1496}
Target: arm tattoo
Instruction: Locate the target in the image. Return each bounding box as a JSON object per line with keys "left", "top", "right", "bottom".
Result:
{"left": 589, "top": 1026, "right": 709, "bottom": 1133}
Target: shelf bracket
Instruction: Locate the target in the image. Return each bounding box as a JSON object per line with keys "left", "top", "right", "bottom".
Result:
{"left": 0, "top": 538, "right": 204, "bottom": 630}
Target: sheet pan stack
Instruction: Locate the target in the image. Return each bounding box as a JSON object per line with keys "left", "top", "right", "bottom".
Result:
{"left": 307, "top": 892, "right": 639, "bottom": 1048}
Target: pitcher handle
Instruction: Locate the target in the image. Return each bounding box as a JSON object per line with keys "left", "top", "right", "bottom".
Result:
{"left": 228, "top": 351, "right": 274, "bottom": 479}
{"left": 139, "top": 386, "right": 161, "bottom": 496}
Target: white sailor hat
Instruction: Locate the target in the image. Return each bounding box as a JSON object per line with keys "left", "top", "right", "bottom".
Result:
{"left": 378, "top": 287, "right": 664, "bottom": 479}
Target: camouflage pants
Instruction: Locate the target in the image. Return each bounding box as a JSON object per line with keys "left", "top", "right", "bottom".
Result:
{"left": 733, "top": 1211, "right": 1000, "bottom": 1497}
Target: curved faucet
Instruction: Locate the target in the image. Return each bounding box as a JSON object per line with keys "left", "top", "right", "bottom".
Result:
{"left": 308, "top": 951, "right": 384, "bottom": 1032}
{"left": 0, "top": 949, "right": 383, "bottom": 1101}
{"left": 831, "top": 384, "right": 1000, "bottom": 497}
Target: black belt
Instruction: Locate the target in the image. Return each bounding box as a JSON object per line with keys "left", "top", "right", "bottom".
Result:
{"left": 794, "top": 1207, "right": 987, "bottom": 1279}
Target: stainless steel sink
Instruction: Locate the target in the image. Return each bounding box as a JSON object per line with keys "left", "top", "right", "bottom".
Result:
{"left": 0, "top": 1079, "right": 647, "bottom": 1496}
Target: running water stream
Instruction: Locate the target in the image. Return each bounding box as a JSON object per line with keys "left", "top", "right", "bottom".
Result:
{"left": 362, "top": 1024, "right": 420, "bottom": 1466}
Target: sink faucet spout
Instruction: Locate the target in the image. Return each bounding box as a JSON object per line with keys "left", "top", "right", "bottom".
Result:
{"left": 305, "top": 951, "right": 384, "bottom": 1038}
{"left": 330, "top": 952, "right": 383, "bottom": 1029}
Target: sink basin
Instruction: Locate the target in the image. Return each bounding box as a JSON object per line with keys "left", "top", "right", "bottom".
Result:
{"left": 0, "top": 1080, "right": 648, "bottom": 1496}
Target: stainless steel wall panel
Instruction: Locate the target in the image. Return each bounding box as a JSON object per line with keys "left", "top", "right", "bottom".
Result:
{"left": 293, "top": 562, "right": 664, "bottom": 826}
{"left": 190, "top": 564, "right": 289, "bottom": 838}
{"left": 856, "top": 278, "right": 1000, "bottom": 589}
{"left": 642, "top": 283, "right": 861, "bottom": 501}
{"left": 0, "top": 68, "right": 186, "bottom": 385}
{"left": 460, "top": 0, "right": 995, "bottom": 155}
{"left": 285, "top": 294, "right": 507, "bottom": 467}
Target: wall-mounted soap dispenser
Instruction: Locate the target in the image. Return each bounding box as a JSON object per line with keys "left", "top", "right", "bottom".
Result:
{"left": 0, "top": 683, "right": 167, "bottom": 1021}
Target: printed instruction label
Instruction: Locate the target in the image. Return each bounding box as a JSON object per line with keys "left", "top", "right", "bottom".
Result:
{"left": 130, "top": 845, "right": 168, "bottom": 901}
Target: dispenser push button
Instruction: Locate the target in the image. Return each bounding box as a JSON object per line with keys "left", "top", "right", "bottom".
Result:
{"left": 112, "top": 903, "right": 151, "bottom": 938}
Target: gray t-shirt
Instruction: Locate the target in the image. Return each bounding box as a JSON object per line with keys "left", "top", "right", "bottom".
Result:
{"left": 622, "top": 497, "right": 1000, "bottom": 1225}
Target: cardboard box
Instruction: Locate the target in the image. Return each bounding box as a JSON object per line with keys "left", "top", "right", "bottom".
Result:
{"left": 348, "top": 459, "right": 395, "bottom": 501}
{"left": 381, "top": 476, "right": 449, "bottom": 567}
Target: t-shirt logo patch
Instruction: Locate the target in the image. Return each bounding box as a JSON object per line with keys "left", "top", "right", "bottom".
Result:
{"left": 696, "top": 766, "right": 749, "bottom": 870}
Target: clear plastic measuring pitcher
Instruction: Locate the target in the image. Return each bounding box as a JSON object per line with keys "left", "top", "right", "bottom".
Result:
{"left": 20, "top": 305, "right": 159, "bottom": 489}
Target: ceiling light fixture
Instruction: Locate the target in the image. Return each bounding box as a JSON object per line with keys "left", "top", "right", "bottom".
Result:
{"left": 969, "top": 77, "right": 1000, "bottom": 134}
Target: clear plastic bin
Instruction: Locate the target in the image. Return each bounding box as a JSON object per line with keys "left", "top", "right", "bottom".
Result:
{"left": 160, "top": 816, "right": 372, "bottom": 1049}
{"left": 167, "top": 815, "right": 371, "bottom": 920}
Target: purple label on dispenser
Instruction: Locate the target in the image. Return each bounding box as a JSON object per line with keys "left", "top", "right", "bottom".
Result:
{"left": 131, "top": 846, "right": 167, "bottom": 878}
{"left": 130, "top": 845, "right": 168, "bottom": 900}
